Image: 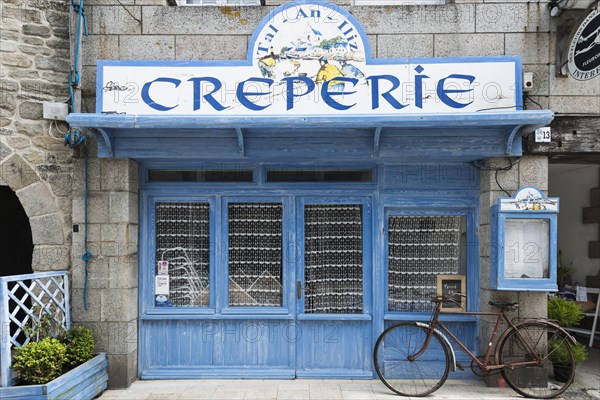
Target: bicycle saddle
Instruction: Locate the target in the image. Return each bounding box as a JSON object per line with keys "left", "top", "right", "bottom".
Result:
{"left": 488, "top": 301, "right": 518, "bottom": 309}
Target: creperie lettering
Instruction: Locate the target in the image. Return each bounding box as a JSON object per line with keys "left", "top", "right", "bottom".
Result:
{"left": 140, "top": 66, "right": 476, "bottom": 112}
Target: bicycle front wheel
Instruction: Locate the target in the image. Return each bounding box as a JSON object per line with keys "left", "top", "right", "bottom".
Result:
{"left": 374, "top": 322, "right": 450, "bottom": 397}
{"left": 498, "top": 322, "right": 575, "bottom": 399}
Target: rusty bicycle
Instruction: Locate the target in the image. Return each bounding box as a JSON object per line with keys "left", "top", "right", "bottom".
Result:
{"left": 373, "top": 294, "right": 578, "bottom": 398}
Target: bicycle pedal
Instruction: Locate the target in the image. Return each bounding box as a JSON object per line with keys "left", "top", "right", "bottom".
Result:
{"left": 456, "top": 363, "right": 466, "bottom": 371}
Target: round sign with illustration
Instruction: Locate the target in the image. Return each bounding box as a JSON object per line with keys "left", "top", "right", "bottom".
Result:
{"left": 568, "top": 6, "right": 600, "bottom": 81}
{"left": 251, "top": 2, "right": 368, "bottom": 85}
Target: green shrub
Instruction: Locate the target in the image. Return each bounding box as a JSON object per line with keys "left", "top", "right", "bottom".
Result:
{"left": 12, "top": 338, "right": 66, "bottom": 384}
{"left": 62, "top": 326, "right": 95, "bottom": 368}
{"left": 548, "top": 296, "right": 584, "bottom": 327}
{"left": 548, "top": 338, "right": 588, "bottom": 364}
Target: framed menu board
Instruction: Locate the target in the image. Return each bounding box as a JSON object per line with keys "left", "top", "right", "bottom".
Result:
{"left": 490, "top": 187, "right": 559, "bottom": 291}
{"left": 437, "top": 274, "right": 466, "bottom": 312}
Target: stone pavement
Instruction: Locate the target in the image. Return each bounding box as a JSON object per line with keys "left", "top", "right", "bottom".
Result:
{"left": 98, "top": 378, "right": 598, "bottom": 400}
{"left": 99, "top": 348, "right": 600, "bottom": 400}
{"left": 99, "top": 379, "right": 518, "bottom": 400}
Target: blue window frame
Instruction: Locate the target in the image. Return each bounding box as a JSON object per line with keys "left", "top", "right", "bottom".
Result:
{"left": 142, "top": 195, "right": 217, "bottom": 316}
{"left": 296, "top": 196, "right": 373, "bottom": 320}
{"left": 221, "top": 196, "right": 293, "bottom": 315}
{"left": 491, "top": 213, "right": 558, "bottom": 291}
{"left": 383, "top": 208, "right": 479, "bottom": 321}
{"left": 386, "top": 214, "right": 467, "bottom": 313}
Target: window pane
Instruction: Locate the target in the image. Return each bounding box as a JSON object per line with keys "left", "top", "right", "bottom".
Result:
{"left": 148, "top": 169, "right": 253, "bottom": 182}
{"left": 504, "top": 219, "right": 549, "bottom": 279}
{"left": 228, "top": 203, "right": 283, "bottom": 307}
{"left": 155, "top": 202, "right": 210, "bottom": 307}
{"left": 387, "top": 215, "right": 466, "bottom": 312}
{"left": 266, "top": 170, "right": 372, "bottom": 182}
{"left": 304, "top": 205, "right": 363, "bottom": 314}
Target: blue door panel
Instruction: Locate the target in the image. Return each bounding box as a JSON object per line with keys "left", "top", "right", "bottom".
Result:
{"left": 138, "top": 163, "right": 481, "bottom": 379}
{"left": 296, "top": 321, "right": 371, "bottom": 374}
{"left": 142, "top": 320, "right": 292, "bottom": 369}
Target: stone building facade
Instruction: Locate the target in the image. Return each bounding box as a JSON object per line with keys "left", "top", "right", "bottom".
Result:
{"left": 1, "top": 0, "right": 598, "bottom": 389}
{"left": 1, "top": 0, "right": 72, "bottom": 274}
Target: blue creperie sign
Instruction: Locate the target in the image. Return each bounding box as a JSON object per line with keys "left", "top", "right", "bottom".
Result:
{"left": 99, "top": 0, "right": 522, "bottom": 115}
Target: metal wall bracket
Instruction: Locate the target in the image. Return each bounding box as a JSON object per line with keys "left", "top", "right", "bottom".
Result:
{"left": 373, "top": 127, "right": 382, "bottom": 157}
{"left": 235, "top": 127, "right": 245, "bottom": 157}
{"left": 505, "top": 125, "right": 523, "bottom": 155}
{"left": 96, "top": 127, "right": 114, "bottom": 157}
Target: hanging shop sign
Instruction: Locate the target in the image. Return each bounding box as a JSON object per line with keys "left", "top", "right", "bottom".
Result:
{"left": 98, "top": 0, "right": 521, "bottom": 116}
{"left": 568, "top": 6, "right": 600, "bottom": 81}
{"left": 490, "top": 187, "right": 559, "bottom": 291}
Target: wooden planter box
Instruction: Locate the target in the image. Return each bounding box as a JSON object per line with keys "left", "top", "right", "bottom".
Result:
{"left": 0, "top": 353, "right": 108, "bottom": 400}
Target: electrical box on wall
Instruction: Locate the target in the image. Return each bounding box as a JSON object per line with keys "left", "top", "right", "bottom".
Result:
{"left": 42, "top": 102, "right": 69, "bottom": 121}
{"left": 490, "top": 187, "right": 559, "bottom": 291}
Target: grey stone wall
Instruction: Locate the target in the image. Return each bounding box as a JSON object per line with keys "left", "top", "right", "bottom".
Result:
{"left": 0, "top": 0, "right": 73, "bottom": 269}
{"left": 74, "top": 0, "right": 594, "bottom": 389}
{"left": 79, "top": 2, "right": 600, "bottom": 114}
{"left": 71, "top": 156, "right": 139, "bottom": 388}
{"left": 479, "top": 155, "right": 549, "bottom": 384}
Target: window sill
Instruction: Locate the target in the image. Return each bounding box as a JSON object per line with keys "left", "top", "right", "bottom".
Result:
{"left": 297, "top": 314, "right": 372, "bottom": 321}
{"left": 384, "top": 313, "right": 477, "bottom": 322}
{"left": 221, "top": 307, "right": 291, "bottom": 315}
{"left": 141, "top": 311, "right": 295, "bottom": 320}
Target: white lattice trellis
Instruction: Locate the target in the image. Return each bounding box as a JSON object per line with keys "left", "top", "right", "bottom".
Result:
{"left": 0, "top": 271, "right": 70, "bottom": 387}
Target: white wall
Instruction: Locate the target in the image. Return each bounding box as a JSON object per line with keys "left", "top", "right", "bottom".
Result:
{"left": 549, "top": 164, "right": 600, "bottom": 285}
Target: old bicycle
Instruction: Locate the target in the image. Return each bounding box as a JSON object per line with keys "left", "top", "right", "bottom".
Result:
{"left": 373, "top": 294, "right": 578, "bottom": 399}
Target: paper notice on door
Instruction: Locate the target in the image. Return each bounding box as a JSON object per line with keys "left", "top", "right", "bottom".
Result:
{"left": 157, "top": 260, "right": 169, "bottom": 275}
{"left": 504, "top": 219, "right": 549, "bottom": 279}
{"left": 155, "top": 275, "right": 169, "bottom": 295}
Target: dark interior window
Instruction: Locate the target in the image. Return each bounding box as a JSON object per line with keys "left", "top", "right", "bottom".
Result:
{"left": 149, "top": 170, "right": 253, "bottom": 182}
{"left": 266, "top": 169, "right": 372, "bottom": 182}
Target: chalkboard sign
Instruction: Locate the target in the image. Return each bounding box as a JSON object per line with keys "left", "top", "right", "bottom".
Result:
{"left": 437, "top": 275, "right": 466, "bottom": 312}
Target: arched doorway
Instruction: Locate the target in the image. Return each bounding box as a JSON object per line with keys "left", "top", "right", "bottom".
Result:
{"left": 0, "top": 185, "right": 34, "bottom": 345}
{"left": 0, "top": 185, "right": 33, "bottom": 277}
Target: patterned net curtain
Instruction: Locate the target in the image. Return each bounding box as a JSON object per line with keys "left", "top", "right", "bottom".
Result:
{"left": 155, "top": 202, "right": 210, "bottom": 307}
{"left": 388, "top": 215, "right": 464, "bottom": 313}
{"left": 228, "top": 203, "right": 283, "bottom": 307}
{"left": 304, "top": 205, "right": 363, "bottom": 314}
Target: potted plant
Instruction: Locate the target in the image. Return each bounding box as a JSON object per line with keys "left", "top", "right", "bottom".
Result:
{"left": 548, "top": 296, "right": 584, "bottom": 327}
{"left": 547, "top": 296, "right": 589, "bottom": 382}
{"left": 0, "top": 307, "right": 107, "bottom": 399}
{"left": 557, "top": 250, "right": 574, "bottom": 292}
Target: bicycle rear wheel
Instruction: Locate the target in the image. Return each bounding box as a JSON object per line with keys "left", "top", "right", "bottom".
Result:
{"left": 373, "top": 322, "right": 450, "bottom": 397}
{"left": 498, "top": 322, "right": 575, "bottom": 399}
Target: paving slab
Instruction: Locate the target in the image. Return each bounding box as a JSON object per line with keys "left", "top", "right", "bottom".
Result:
{"left": 99, "top": 348, "right": 599, "bottom": 400}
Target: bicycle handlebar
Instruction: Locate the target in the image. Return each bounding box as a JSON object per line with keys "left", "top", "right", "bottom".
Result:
{"left": 430, "top": 293, "right": 466, "bottom": 308}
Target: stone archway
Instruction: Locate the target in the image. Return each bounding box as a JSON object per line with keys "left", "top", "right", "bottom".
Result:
{"left": 0, "top": 153, "right": 68, "bottom": 272}
{"left": 0, "top": 185, "right": 33, "bottom": 277}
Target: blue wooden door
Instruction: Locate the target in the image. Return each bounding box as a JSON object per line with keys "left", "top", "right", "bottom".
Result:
{"left": 294, "top": 197, "right": 373, "bottom": 378}
{"left": 139, "top": 191, "right": 374, "bottom": 378}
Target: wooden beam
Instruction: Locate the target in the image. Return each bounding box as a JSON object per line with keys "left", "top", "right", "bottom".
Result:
{"left": 526, "top": 116, "right": 600, "bottom": 157}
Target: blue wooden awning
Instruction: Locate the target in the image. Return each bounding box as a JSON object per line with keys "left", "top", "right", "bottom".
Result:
{"left": 67, "top": 111, "right": 553, "bottom": 162}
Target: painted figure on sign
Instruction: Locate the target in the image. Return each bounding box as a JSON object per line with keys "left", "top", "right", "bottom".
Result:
{"left": 315, "top": 57, "right": 345, "bottom": 91}
{"left": 576, "top": 26, "right": 600, "bottom": 56}
{"left": 258, "top": 47, "right": 279, "bottom": 78}
{"left": 340, "top": 58, "right": 366, "bottom": 85}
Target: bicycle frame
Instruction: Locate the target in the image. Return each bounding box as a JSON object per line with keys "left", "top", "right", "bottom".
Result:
{"left": 435, "top": 311, "right": 511, "bottom": 371}
{"left": 414, "top": 300, "right": 557, "bottom": 372}
{"left": 375, "top": 298, "right": 580, "bottom": 399}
